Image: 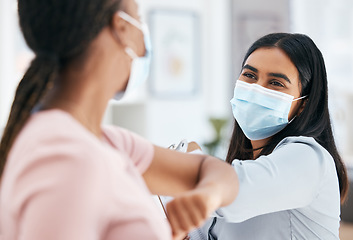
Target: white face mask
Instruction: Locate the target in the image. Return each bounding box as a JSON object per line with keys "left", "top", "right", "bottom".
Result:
{"left": 113, "top": 11, "right": 152, "bottom": 101}
{"left": 230, "top": 81, "right": 307, "bottom": 140}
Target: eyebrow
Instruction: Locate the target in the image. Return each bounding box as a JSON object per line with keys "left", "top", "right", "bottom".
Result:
{"left": 243, "top": 64, "right": 258, "bottom": 73}
{"left": 243, "top": 64, "right": 292, "bottom": 84}
{"left": 268, "top": 73, "right": 291, "bottom": 84}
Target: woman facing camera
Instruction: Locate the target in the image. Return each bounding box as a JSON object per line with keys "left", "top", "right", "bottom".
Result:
{"left": 190, "top": 33, "right": 348, "bottom": 240}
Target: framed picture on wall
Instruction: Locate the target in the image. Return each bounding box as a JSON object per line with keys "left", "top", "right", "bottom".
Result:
{"left": 230, "top": 1, "right": 289, "bottom": 93}
{"left": 148, "top": 9, "right": 200, "bottom": 98}
{"left": 238, "top": 13, "right": 281, "bottom": 51}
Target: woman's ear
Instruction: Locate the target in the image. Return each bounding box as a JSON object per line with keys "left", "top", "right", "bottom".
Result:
{"left": 297, "top": 98, "right": 308, "bottom": 116}
{"left": 110, "top": 11, "right": 128, "bottom": 46}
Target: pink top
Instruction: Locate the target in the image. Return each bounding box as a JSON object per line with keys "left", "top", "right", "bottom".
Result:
{"left": 0, "top": 110, "right": 171, "bottom": 240}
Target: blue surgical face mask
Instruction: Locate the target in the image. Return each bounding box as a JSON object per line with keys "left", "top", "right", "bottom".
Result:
{"left": 230, "top": 80, "right": 307, "bottom": 140}
{"left": 114, "top": 11, "right": 152, "bottom": 100}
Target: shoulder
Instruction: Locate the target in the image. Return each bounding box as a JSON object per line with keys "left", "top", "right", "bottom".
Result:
{"left": 271, "top": 136, "right": 333, "bottom": 174}
{"left": 275, "top": 136, "right": 321, "bottom": 149}
{"left": 102, "top": 125, "right": 148, "bottom": 148}
{"left": 102, "top": 125, "right": 154, "bottom": 174}
{"left": 102, "top": 124, "right": 153, "bottom": 157}
{"left": 274, "top": 136, "right": 329, "bottom": 158}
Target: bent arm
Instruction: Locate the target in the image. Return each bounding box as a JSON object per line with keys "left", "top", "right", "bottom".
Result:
{"left": 217, "top": 139, "right": 328, "bottom": 223}
{"left": 143, "top": 145, "right": 238, "bottom": 207}
{"left": 143, "top": 146, "right": 238, "bottom": 239}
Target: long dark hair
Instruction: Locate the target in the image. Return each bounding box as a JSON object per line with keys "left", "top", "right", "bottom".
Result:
{"left": 226, "top": 33, "right": 348, "bottom": 203}
{"left": 0, "top": 0, "right": 122, "bottom": 178}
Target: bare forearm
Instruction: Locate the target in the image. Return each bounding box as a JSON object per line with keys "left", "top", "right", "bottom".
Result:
{"left": 165, "top": 155, "right": 239, "bottom": 239}
{"left": 144, "top": 146, "right": 238, "bottom": 205}
{"left": 145, "top": 145, "right": 238, "bottom": 238}
{"left": 196, "top": 156, "right": 239, "bottom": 207}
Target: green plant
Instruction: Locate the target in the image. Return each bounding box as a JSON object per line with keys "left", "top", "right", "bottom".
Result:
{"left": 203, "top": 117, "right": 228, "bottom": 156}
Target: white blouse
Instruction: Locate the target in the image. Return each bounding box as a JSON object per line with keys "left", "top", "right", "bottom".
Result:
{"left": 191, "top": 136, "right": 340, "bottom": 240}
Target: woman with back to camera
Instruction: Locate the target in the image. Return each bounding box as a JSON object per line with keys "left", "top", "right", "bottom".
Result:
{"left": 0, "top": 0, "right": 239, "bottom": 239}
{"left": 189, "top": 33, "right": 348, "bottom": 240}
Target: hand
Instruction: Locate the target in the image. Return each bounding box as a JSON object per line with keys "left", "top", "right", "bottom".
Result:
{"left": 166, "top": 188, "right": 220, "bottom": 240}
{"left": 187, "top": 141, "right": 202, "bottom": 153}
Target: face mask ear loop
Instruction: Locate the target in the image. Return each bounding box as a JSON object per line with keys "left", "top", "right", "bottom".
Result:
{"left": 118, "top": 11, "right": 143, "bottom": 30}
{"left": 293, "top": 95, "right": 308, "bottom": 102}
{"left": 288, "top": 116, "right": 296, "bottom": 124}
{"left": 289, "top": 95, "right": 308, "bottom": 123}
{"left": 125, "top": 47, "right": 138, "bottom": 59}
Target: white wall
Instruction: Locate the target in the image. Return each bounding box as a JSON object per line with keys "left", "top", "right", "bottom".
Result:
{"left": 0, "top": 0, "right": 17, "bottom": 128}
{"left": 0, "top": 0, "right": 290, "bottom": 157}
{"left": 231, "top": 0, "right": 290, "bottom": 83}
{"left": 291, "top": 0, "right": 353, "bottom": 162}
{"left": 144, "top": 0, "right": 233, "bottom": 147}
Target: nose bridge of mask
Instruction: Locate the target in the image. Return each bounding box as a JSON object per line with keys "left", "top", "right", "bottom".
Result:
{"left": 293, "top": 95, "right": 307, "bottom": 102}
{"left": 236, "top": 81, "right": 308, "bottom": 103}
{"left": 236, "top": 81, "right": 294, "bottom": 102}
{"left": 233, "top": 81, "right": 294, "bottom": 116}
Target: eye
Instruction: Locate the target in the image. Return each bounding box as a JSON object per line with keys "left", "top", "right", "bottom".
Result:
{"left": 242, "top": 72, "right": 257, "bottom": 80}
{"left": 270, "top": 80, "right": 285, "bottom": 88}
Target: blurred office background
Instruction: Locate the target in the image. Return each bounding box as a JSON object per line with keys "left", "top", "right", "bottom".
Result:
{"left": 0, "top": 0, "right": 353, "bottom": 236}
{"left": 0, "top": 0, "right": 353, "bottom": 239}
{"left": 0, "top": 0, "right": 351, "bottom": 154}
{"left": 2, "top": 0, "right": 353, "bottom": 157}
